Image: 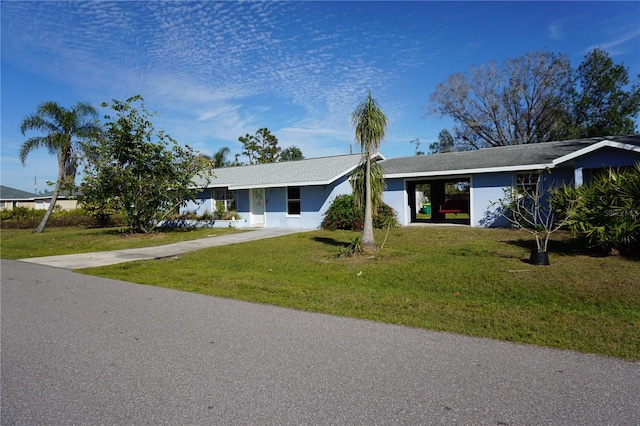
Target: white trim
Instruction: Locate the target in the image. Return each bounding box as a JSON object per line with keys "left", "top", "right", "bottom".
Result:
{"left": 384, "top": 163, "right": 553, "bottom": 179}
{"left": 553, "top": 140, "right": 640, "bottom": 165}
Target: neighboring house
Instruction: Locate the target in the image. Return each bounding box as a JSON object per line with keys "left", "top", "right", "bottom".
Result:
{"left": 183, "top": 153, "right": 380, "bottom": 228}
{"left": 380, "top": 135, "right": 640, "bottom": 227}
{"left": 0, "top": 185, "right": 78, "bottom": 211}
{"left": 0, "top": 186, "right": 36, "bottom": 210}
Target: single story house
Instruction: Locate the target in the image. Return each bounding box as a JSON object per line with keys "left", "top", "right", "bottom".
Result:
{"left": 0, "top": 186, "right": 36, "bottom": 210}
{"left": 381, "top": 135, "right": 640, "bottom": 227}
{"left": 183, "top": 153, "right": 382, "bottom": 228}
{"left": 0, "top": 185, "right": 78, "bottom": 211}
{"left": 182, "top": 135, "right": 640, "bottom": 229}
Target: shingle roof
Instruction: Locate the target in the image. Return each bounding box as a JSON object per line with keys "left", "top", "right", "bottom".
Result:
{"left": 380, "top": 135, "right": 640, "bottom": 178}
{"left": 0, "top": 185, "right": 35, "bottom": 199}
{"left": 195, "top": 153, "right": 369, "bottom": 189}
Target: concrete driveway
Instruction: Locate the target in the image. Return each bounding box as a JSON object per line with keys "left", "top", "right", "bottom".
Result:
{"left": 18, "top": 227, "right": 310, "bottom": 269}
{"left": 2, "top": 259, "right": 639, "bottom": 425}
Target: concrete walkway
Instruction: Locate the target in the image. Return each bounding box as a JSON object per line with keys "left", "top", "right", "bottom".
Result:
{"left": 19, "top": 227, "right": 312, "bottom": 269}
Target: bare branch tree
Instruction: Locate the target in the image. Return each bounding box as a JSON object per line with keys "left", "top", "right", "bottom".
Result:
{"left": 428, "top": 51, "right": 572, "bottom": 149}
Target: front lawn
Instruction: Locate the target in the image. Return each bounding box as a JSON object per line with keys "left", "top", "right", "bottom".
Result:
{"left": 79, "top": 227, "right": 640, "bottom": 360}
{"left": 0, "top": 226, "right": 243, "bottom": 259}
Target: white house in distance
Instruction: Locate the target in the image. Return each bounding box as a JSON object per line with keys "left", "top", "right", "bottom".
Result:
{"left": 182, "top": 135, "right": 640, "bottom": 229}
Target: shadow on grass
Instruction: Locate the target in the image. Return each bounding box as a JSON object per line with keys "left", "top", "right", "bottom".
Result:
{"left": 312, "top": 236, "right": 348, "bottom": 247}
{"left": 504, "top": 237, "right": 639, "bottom": 259}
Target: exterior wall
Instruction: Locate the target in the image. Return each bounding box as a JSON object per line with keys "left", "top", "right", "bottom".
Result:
{"left": 263, "top": 175, "right": 352, "bottom": 228}
{"left": 383, "top": 178, "right": 409, "bottom": 226}
{"left": 180, "top": 175, "right": 353, "bottom": 229}
{"left": 470, "top": 172, "right": 515, "bottom": 227}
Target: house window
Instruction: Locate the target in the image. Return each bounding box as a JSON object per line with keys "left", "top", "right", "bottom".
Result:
{"left": 213, "top": 189, "right": 236, "bottom": 212}
{"left": 515, "top": 172, "right": 540, "bottom": 195}
{"left": 287, "top": 187, "right": 301, "bottom": 215}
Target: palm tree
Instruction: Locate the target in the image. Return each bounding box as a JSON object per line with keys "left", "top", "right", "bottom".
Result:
{"left": 212, "top": 146, "right": 230, "bottom": 168}
{"left": 350, "top": 92, "right": 388, "bottom": 250}
{"left": 19, "top": 101, "right": 100, "bottom": 233}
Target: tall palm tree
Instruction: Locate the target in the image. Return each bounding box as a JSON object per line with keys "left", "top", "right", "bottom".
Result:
{"left": 350, "top": 92, "right": 388, "bottom": 250}
{"left": 19, "top": 101, "right": 100, "bottom": 233}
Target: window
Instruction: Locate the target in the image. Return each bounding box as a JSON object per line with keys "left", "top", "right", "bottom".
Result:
{"left": 287, "top": 187, "right": 301, "bottom": 215}
{"left": 515, "top": 172, "right": 540, "bottom": 195}
{"left": 213, "top": 189, "right": 236, "bottom": 212}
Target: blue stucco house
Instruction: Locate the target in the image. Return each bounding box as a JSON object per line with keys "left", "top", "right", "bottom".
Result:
{"left": 381, "top": 135, "right": 640, "bottom": 227}
{"left": 183, "top": 153, "right": 382, "bottom": 228}
{"left": 182, "top": 135, "right": 640, "bottom": 229}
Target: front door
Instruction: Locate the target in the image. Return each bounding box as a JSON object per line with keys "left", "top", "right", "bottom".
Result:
{"left": 249, "top": 188, "right": 265, "bottom": 227}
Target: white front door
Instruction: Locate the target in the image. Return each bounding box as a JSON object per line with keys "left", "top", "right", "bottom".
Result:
{"left": 249, "top": 188, "right": 265, "bottom": 227}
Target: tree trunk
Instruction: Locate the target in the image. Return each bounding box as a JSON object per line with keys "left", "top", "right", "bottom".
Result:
{"left": 361, "top": 156, "right": 377, "bottom": 251}
{"left": 34, "top": 162, "right": 65, "bottom": 233}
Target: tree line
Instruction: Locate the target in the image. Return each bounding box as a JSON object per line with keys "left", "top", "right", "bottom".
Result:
{"left": 427, "top": 48, "right": 640, "bottom": 153}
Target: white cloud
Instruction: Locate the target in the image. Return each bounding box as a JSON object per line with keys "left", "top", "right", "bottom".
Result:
{"left": 548, "top": 20, "right": 565, "bottom": 40}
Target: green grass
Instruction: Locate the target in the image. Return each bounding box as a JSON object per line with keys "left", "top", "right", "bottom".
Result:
{"left": 78, "top": 227, "right": 640, "bottom": 360}
{"left": 0, "top": 226, "right": 243, "bottom": 259}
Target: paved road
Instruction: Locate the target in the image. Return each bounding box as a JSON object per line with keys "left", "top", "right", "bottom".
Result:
{"left": 2, "top": 260, "right": 639, "bottom": 425}
{"left": 18, "top": 228, "right": 311, "bottom": 269}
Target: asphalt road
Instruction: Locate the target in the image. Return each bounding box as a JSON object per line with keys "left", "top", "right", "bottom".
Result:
{"left": 2, "top": 259, "right": 639, "bottom": 425}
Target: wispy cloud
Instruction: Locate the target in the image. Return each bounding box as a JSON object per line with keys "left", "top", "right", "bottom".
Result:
{"left": 548, "top": 20, "right": 565, "bottom": 40}
{"left": 584, "top": 29, "right": 640, "bottom": 56}
{"left": 1, "top": 0, "right": 428, "bottom": 154}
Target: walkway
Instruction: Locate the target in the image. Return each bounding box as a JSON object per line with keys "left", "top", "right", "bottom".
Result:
{"left": 19, "top": 227, "right": 312, "bottom": 269}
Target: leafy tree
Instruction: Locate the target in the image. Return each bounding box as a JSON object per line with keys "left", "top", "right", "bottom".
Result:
{"left": 428, "top": 129, "right": 460, "bottom": 154}
{"left": 350, "top": 92, "right": 388, "bottom": 251}
{"left": 19, "top": 101, "right": 100, "bottom": 233}
{"left": 428, "top": 51, "right": 572, "bottom": 149}
{"left": 280, "top": 145, "right": 304, "bottom": 161}
{"left": 565, "top": 48, "right": 640, "bottom": 138}
{"left": 239, "top": 128, "right": 281, "bottom": 164}
{"left": 80, "top": 96, "right": 214, "bottom": 233}
{"left": 212, "top": 146, "right": 231, "bottom": 168}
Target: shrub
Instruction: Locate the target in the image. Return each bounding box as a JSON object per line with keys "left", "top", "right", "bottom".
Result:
{"left": 0, "top": 208, "right": 124, "bottom": 229}
{"left": 551, "top": 165, "right": 640, "bottom": 255}
{"left": 321, "top": 194, "right": 399, "bottom": 231}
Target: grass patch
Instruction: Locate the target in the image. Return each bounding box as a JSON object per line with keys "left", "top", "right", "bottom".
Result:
{"left": 0, "top": 226, "right": 243, "bottom": 259}
{"left": 79, "top": 227, "right": 640, "bottom": 360}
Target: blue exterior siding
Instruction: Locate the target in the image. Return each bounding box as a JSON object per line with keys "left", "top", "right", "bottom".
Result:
{"left": 182, "top": 175, "right": 353, "bottom": 229}
{"left": 573, "top": 148, "right": 640, "bottom": 170}
{"left": 383, "top": 178, "right": 409, "bottom": 226}
{"left": 470, "top": 173, "right": 512, "bottom": 227}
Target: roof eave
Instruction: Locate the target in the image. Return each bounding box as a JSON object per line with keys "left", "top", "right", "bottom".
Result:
{"left": 553, "top": 140, "right": 640, "bottom": 166}
{"left": 384, "top": 163, "right": 554, "bottom": 179}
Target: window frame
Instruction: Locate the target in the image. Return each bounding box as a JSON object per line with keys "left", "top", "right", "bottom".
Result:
{"left": 287, "top": 186, "right": 301, "bottom": 216}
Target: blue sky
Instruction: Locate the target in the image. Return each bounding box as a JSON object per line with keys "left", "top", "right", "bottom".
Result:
{"left": 2, "top": 1, "right": 639, "bottom": 193}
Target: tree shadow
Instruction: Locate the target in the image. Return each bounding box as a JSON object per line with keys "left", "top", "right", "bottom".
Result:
{"left": 312, "top": 236, "right": 348, "bottom": 247}
{"left": 504, "top": 237, "right": 627, "bottom": 258}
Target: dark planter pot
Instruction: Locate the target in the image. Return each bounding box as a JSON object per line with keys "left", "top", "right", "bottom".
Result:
{"left": 529, "top": 250, "right": 550, "bottom": 266}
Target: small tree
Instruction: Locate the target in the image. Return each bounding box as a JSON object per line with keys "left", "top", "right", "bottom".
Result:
{"left": 350, "top": 92, "right": 388, "bottom": 251}
{"left": 80, "top": 96, "right": 214, "bottom": 233}
{"left": 497, "top": 172, "right": 569, "bottom": 263}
